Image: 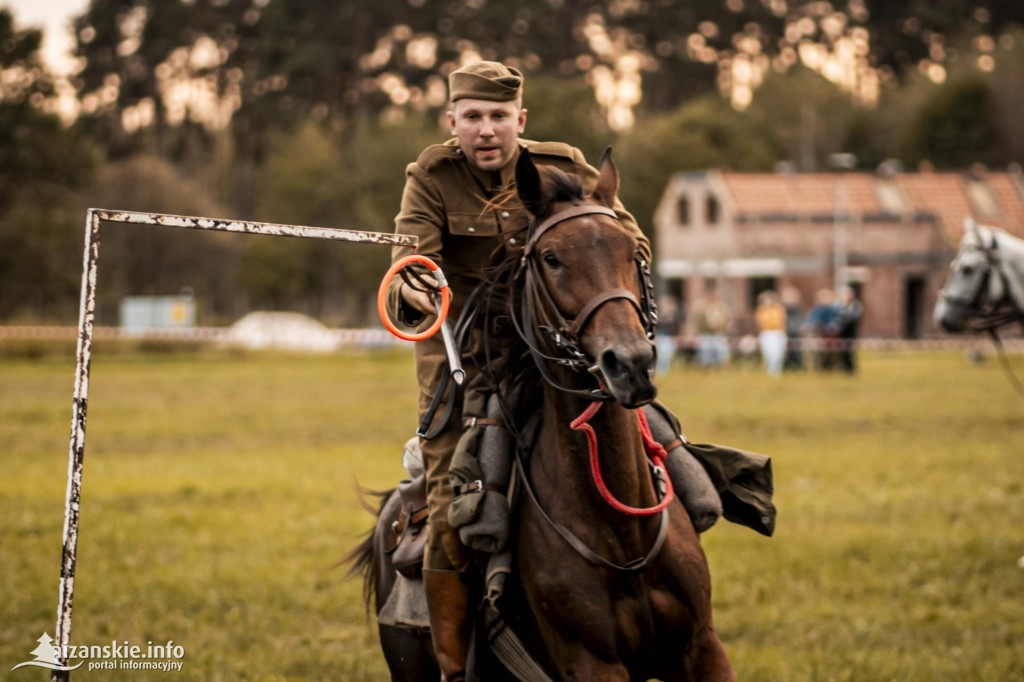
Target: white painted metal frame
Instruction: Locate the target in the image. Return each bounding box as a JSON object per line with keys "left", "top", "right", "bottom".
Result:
{"left": 52, "top": 209, "right": 416, "bottom": 681}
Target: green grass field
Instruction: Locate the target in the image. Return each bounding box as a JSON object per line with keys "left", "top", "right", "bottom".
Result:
{"left": 2, "top": 347, "right": 1022, "bottom": 681}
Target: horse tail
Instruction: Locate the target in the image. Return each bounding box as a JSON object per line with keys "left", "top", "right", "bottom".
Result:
{"left": 341, "top": 486, "right": 394, "bottom": 618}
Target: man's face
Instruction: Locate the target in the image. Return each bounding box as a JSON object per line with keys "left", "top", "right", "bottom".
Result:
{"left": 447, "top": 99, "right": 527, "bottom": 172}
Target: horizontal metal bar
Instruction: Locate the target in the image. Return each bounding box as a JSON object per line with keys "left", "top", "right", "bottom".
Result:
{"left": 90, "top": 209, "right": 418, "bottom": 248}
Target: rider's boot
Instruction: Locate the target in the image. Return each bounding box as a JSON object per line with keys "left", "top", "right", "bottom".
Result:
{"left": 423, "top": 568, "right": 473, "bottom": 682}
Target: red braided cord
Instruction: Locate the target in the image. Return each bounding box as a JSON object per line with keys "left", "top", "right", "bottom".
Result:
{"left": 570, "top": 401, "right": 675, "bottom": 516}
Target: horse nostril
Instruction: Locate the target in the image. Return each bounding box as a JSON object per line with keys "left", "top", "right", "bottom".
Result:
{"left": 600, "top": 348, "right": 627, "bottom": 379}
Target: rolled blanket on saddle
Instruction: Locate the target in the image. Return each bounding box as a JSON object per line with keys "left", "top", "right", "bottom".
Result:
{"left": 641, "top": 403, "right": 722, "bottom": 533}
{"left": 448, "top": 393, "right": 514, "bottom": 553}
{"left": 644, "top": 401, "right": 776, "bottom": 537}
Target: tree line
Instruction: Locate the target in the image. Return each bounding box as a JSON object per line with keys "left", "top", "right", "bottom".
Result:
{"left": 1, "top": 1, "right": 1023, "bottom": 326}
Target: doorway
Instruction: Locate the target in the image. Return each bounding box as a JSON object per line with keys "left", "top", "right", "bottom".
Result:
{"left": 904, "top": 276, "right": 925, "bottom": 339}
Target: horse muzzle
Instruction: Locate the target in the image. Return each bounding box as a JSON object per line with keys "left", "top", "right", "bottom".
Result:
{"left": 595, "top": 341, "right": 657, "bottom": 408}
{"left": 934, "top": 300, "right": 967, "bottom": 333}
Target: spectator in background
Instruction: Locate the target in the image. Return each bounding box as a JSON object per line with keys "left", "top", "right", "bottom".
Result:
{"left": 803, "top": 288, "right": 839, "bottom": 371}
{"left": 755, "top": 290, "right": 787, "bottom": 376}
{"left": 735, "top": 322, "right": 761, "bottom": 370}
{"left": 831, "top": 285, "right": 863, "bottom": 373}
{"left": 655, "top": 294, "right": 683, "bottom": 374}
{"left": 781, "top": 286, "right": 805, "bottom": 371}
{"left": 695, "top": 288, "right": 730, "bottom": 369}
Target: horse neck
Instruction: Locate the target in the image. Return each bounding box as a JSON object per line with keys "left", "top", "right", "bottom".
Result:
{"left": 995, "top": 231, "right": 1024, "bottom": 309}
{"left": 533, "top": 382, "right": 659, "bottom": 516}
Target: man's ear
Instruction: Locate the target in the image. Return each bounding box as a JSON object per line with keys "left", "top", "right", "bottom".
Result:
{"left": 591, "top": 146, "right": 619, "bottom": 209}
{"left": 446, "top": 109, "right": 456, "bottom": 135}
{"left": 515, "top": 147, "right": 547, "bottom": 217}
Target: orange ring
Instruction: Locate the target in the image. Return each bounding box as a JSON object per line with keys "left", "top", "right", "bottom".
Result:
{"left": 378, "top": 255, "right": 451, "bottom": 341}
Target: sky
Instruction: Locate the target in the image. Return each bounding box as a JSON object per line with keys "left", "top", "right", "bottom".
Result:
{"left": 2, "top": 0, "right": 89, "bottom": 74}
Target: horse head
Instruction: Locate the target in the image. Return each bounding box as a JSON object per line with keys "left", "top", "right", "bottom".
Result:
{"left": 935, "top": 219, "right": 1007, "bottom": 332}
{"left": 515, "top": 147, "right": 657, "bottom": 408}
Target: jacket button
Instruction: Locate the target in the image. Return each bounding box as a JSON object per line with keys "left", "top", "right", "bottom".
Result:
{"left": 468, "top": 227, "right": 475, "bottom": 233}
{"left": 500, "top": 211, "right": 510, "bottom": 219}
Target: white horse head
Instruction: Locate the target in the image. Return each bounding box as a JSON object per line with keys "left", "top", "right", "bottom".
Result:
{"left": 934, "top": 218, "right": 1024, "bottom": 332}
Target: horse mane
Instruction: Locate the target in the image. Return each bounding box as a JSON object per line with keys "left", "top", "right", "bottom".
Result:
{"left": 536, "top": 165, "right": 585, "bottom": 208}
{"left": 483, "top": 163, "right": 586, "bottom": 275}
{"left": 480, "top": 165, "right": 586, "bottom": 218}
{"left": 472, "top": 163, "right": 590, "bottom": 414}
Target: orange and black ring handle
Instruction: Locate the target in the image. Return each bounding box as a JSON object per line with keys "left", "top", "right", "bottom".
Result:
{"left": 378, "top": 255, "right": 465, "bottom": 385}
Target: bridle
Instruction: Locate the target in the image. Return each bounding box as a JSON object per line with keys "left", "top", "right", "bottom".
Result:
{"left": 510, "top": 203, "right": 659, "bottom": 400}
{"left": 939, "top": 233, "right": 1000, "bottom": 317}
{"left": 506, "top": 202, "right": 672, "bottom": 571}
{"left": 939, "top": 228, "right": 1024, "bottom": 398}
{"left": 939, "top": 230, "right": 1024, "bottom": 332}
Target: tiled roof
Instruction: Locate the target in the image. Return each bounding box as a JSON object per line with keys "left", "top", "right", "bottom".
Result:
{"left": 893, "top": 174, "right": 973, "bottom": 244}
{"left": 722, "top": 173, "right": 881, "bottom": 214}
{"left": 719, "top": 170, "right": 1024, "bottom": 245}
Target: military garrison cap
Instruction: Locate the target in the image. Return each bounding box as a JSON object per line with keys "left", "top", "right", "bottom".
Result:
{"left": 449, "top": 61, "right": 523, "bottom": 102}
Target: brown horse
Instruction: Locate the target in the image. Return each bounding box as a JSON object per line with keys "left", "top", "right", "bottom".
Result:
{"left": 350, "top": 149, "right": 735, "bottom": 681}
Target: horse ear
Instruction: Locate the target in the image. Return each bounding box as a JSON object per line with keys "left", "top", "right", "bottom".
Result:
{"left": 515, "top": 147, "right": 548, "bottom": 217}
{"left": 965, "top": 217, "right": 980, "bottom": 243}
{"left": 592, "top": 146, "right": 619, "bottom": 209}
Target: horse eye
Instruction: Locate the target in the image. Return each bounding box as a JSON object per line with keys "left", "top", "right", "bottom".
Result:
{"left": 542, "top": 252, "right": 561, "bottom": 269}
{"left": 961, "top": 266, "right": 974, "bottom": 276}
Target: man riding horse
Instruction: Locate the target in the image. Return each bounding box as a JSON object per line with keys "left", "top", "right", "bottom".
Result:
{"left": 383, "top": 61, "right": 650, "bottom": 681}
{"left": 382, "top": 61, "right": 774, "bottom": 681}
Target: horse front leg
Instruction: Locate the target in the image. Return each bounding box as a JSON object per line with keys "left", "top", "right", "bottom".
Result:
{"left": 670, "top": 624, "right": 735, "bottom": 682}
{"left": 542, "top": 640, "right": 630, "bottom": 682}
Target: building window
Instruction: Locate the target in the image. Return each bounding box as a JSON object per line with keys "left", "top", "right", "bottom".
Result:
{"left": 677, "top": 195, "right": 690, "bottom": 226}
{"left": 706, "top": 195, "right": 720, "bottom": 225}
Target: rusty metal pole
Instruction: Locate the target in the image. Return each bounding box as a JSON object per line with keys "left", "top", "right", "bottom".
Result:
{"left": 52, "top": 210, "right": 101, "bottom": 682}
{"left": 51, "top": 209, "right": 417, "bottom": 680}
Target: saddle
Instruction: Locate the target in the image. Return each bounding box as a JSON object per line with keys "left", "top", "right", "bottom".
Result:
{"left": 385, "top": 474, "right": 429, "bottom": 579}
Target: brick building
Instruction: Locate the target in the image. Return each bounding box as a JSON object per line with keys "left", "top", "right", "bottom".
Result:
{"left": 653, "top": 166, "right": 1024, "bottom": 338}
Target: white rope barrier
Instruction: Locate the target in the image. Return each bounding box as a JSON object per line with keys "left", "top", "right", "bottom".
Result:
{"left": 6, "top": 326, "right": 1016, "bottom": 352}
